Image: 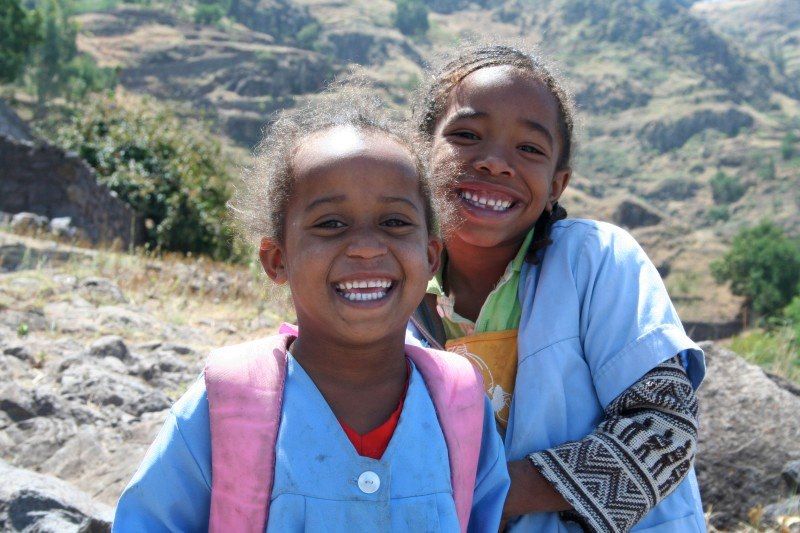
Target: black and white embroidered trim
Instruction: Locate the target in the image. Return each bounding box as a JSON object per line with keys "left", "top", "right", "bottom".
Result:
{"left": 528, "top": 357, "right": 698, "bottom": 533}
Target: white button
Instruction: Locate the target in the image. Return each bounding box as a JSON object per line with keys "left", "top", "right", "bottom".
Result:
{"left": 357, "top": 471, "right": 380, "bottom": 494}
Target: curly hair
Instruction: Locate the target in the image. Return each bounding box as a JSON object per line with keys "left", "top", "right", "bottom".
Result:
{"left": 412, "top": 42, "right": 576, "bottom": 263}
{"left": 415, "top": 42, "right": 576, "bottom": 171}
{"left": 229, "top": 87, "right": 452, "bottom": 247}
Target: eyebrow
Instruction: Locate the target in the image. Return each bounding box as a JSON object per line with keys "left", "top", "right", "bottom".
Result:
{"left": 449, "top": 109, "right": 554, "bottom": 148}
{"left": 381, "top": 196, "right": 420, "bottom": 212}
{"left": 305, "top": 195, "right": 345, "bottom": 211}
{"left": 305, "top": 195, "right": 419, "bottom": 212}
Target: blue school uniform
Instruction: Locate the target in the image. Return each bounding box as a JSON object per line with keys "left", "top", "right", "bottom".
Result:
{"left": 409, "top": 219, "right": 707, "bottom": 532}
{"left": 113, "top": 355, "right": 509, "bottom": 532}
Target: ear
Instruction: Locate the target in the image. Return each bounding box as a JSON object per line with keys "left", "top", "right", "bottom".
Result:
{"left": 548, "top": 167, "right": 571, "bottom": 210}
{"left": 259, "top": 237, "right": 288, "bottom": 284}
{"left": 426, "top": 235, "right": 443, "bottom": 277}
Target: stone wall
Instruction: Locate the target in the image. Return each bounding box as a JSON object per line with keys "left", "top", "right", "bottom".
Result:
{"left": 0, "top": 134, "right": 140, "bottom": 247}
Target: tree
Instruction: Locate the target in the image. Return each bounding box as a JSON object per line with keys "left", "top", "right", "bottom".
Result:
{"left": 34, "top": 0, "right": 78, "bottom": 102}
{"left": 32, "top": 0, "right": 115, "bottom": 103}
{"left": 393, "top": 0, "right": 429, "bottom": 37}
{"left": 0, "top": 0, "right": 41, "bottom": 83}
{"left": 711, "top": 221, "right": 800, "bottom": 319}
{"left": 47, "top": 94, "right": 237, "bottom": 260}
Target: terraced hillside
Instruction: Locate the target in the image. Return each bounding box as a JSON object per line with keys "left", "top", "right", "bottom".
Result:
{"left": 70, "top": 0, "right": 800, "bottom": 327}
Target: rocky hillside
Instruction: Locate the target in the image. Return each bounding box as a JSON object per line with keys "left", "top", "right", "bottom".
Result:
{"left": 0, "top": 229, "right": 798, "bottom": 531}
{"left": 63, "top": 0, "right": 800, "bottom": 328}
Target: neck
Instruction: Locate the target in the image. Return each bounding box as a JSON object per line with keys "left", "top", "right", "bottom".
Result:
{"left": 289, "top": 324, "right": 408, "bottom": 388}
{"left": 444, "top": 235, "right": 523, "bottom": 321}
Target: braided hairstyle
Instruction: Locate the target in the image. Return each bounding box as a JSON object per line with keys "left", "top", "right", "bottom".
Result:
{"left": 414, "top": 43, "right": 576, "bottom": 264}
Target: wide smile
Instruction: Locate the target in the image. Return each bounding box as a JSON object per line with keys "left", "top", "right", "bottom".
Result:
{"left": 332, "top": 278, "right": 396, "bottom": 304}
{"left": 456, "top": 185, "right": 523, "bottom": 219}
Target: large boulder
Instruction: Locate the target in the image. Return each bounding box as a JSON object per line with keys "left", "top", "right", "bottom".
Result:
{"left": 696, "top": 342, "right": 800, "bottom": 529}
{"left": 0, "top": 459, "right": 113, "bottom": 532}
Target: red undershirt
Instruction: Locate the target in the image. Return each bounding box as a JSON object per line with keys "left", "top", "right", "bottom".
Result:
{"left": 338, "top": 362, "right": 410, "bottom": 460}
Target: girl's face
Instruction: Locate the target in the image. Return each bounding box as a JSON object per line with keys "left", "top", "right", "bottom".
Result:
{"left": 431, "top": 65, "right": 571, "bottom": 250}
{"left": 260, "top": 126, "right": 441, "bottom": 346}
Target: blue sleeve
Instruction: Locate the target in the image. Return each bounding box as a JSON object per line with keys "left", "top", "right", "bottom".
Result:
{"left": 113, "top": 378, "right": 212, "bottom": 533}
{"left": 575, "top": 224, "right": 705, "bottom": 407}
{"left": 468, "top": 397, "right": 510, "bottom": 533}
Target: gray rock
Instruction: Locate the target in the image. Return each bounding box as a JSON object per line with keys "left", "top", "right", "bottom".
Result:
{"left": 784, "top": 460, "right": 800, "bottom": 492}
{"left": 0, "top": 459, "right": 112, "bottom": 532}
{"left": 49, "top": 217, "right": 77, "bottom": 239}
{"left": 60, "top": 364, "right": 170, "bottom": 416}
{"left": 761, "top": 495, "right": 800, "bottom": 530}
{"left": 88, "top": 336, "right": 130, "bottom": 361}
{"left": 612, "top": 197, "right": 663, "bottom": 229}
{"left": 78, "top": 278, "right": 127, "bottom": 305}
{"left": 3, "top": 345, "right": 32, "bottom": 361}
{"left": 0, "top": 131, "right": 140, "bottom": 246}
{"left": 11, "top": 212, "right": 49, "bottom": 232}
{"left": 696, "top": 342, "right": 800, "bottom": 529}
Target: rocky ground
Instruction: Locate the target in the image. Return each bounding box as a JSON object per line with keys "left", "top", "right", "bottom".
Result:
{"left": 0, "top": 230, "right": 798, "bottom": 531}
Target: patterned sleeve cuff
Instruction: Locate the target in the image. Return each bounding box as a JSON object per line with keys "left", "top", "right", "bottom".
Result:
{"left": 526, "top": 358, "right": 699, "bottom": 533}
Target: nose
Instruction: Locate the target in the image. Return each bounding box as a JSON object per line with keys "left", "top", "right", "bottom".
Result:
{"left": 473, "top": 146, "right": 514, "bottom": 178}
{"left": 346, "top": 229, "right": 388, "bottom": 260}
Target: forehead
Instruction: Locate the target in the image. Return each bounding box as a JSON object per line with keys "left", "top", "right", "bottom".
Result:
{"left": 291, "top": 125, "right": 421, "bottom": 196}
{"left": 446, "top": 65, "right": 560, "bottom": 128}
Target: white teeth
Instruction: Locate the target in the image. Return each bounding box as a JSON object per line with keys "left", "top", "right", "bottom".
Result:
{"left": 341, "top": 290, "right": 388, "bottom": 302}
{"left": 460, "top": 191, "right": 513, "bottom": 211}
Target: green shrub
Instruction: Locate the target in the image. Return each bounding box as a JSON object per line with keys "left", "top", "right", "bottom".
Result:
{"left": 393, "top": 0, "right": 428, "bottom": 37}
{"left": 194, "top": 2, "right": 225, "bottom": 24}
{"left": 711, "top": 220, "right": 800, "bottom": 319}
{"left": 781, "top": 132, "right": 797, "bottom": 161}
{"left": 296, "top": 22, "right": 321, "bottom": 50}
{"left": 709, "top": 170, "right": 745, "bottom": 204}
{"left": 757, "top": 156, "right": 776, "bottom": 181}
{"left": 706, "top": 205, "right": 730, "bottom": 223}
{"left": 43, "top": 95, "right": 238, "bottom": 260}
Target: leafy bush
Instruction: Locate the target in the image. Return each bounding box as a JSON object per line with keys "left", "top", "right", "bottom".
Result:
{"left": 757, "top": 156, "right": 776, "bottom": 181}
{"left": 296, "top": 21, "right": 321, "bottom": 50}
{"left": 709, "top": 170, "right": 745, "bottom": 204}
{"left": 711, "top": 220, "right": 800, "bottom": 319}
{"left": 194, "top": 1, "right": 225, "bottom": 24}
{"left": 706, "top": 205, "right": 730, "bottom": 223}
{"left": 43, "top": 95, "right": 238, "bottom": 260}
{"left": 393, "top": 0, "right": 428, "bottom": 36}
{"left": 0, "top": 0, "right": 41, "bottom": 83}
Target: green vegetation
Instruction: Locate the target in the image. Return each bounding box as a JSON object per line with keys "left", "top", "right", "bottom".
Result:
{"left": 393, "top": 0, "right": 428, "bottom": 37}
{"left": 730, "top": 324, "right": 799, "bottom": 384}
{"left": 756, "top": 156, "right": 776, "bottom": 181}
{"left": 194, "top": 0, "right": 228, "bottom": 25}
{"left": 709, "top": 170, "right": 745, "bottom": 204}
{"left": 296, "top": 22, "right": 322, "bottom": 50}
{"left": 781, "top": 132, "right": 797, "bottom": 161}
{"left": 706, "top": 205, "right": 730, "bottom": 223}
{"left": 711, "top": 221, "right": 800, "bottom": 319}
{"left": 42, "top": 95, "right": 238, "bottom": 260}
{"left": 0, "top": 0, "right": 41, "bottom": 83}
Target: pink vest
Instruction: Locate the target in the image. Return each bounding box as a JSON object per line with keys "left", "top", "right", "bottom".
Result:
{"left": 204, "top": 325, "right": 486, "bottom": 533}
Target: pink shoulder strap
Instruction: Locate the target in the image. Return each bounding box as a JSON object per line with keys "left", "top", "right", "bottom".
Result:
{"left": 205, "top": 333, "right": 292, "bottom": 533}
{"left": 206, "top": 323, "right": 485, "bottom": 533}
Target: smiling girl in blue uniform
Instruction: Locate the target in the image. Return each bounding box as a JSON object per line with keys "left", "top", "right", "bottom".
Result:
{"left": 112, "top": 94, "right": 509, "bottom": 532}
{"left": 408, "top": 45, "right": 706, "bottom": 532}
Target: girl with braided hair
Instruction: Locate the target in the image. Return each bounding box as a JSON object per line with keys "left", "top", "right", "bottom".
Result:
{"left": 408, "top": 44, "right": 706, "bottom": 532}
